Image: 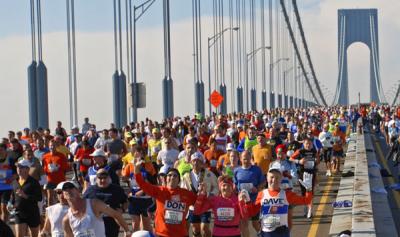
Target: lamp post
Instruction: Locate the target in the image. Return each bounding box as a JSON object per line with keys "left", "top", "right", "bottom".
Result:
{"left": 246, "top": 46, "right": 271, "bottom": 111}
{"left": 130, "top": 0, "right": 156, "bottom": 122}
{"left": 271, "top": 57, "right": 289, "bottom": 108}
{"left": 207, "top": 26, "right": 239, "bottom": 115}
{"left": 283, "top": 66, "right": 294, "bottom": 109}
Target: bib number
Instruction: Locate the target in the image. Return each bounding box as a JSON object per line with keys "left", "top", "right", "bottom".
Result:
{"left": 216, "top": 208, "right": 235, "bottom": 221}
{"left": 52, "top": 230, "right": 64, "bottom": 237}
{"left": 76, "top": 230, "right": 95, "bottom": 237}
{"left": 262, "top": 215, "right": 281, "bottom": 229}
{"left": 164, "top": 210, "right": 183, "bottom": 224}
{"left": 304, "top": 160, "right": 315, "bottom": 169}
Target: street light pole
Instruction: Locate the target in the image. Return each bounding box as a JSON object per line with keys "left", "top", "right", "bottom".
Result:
{"left": 207, "top": 27, "right": 239, "bottom": 116}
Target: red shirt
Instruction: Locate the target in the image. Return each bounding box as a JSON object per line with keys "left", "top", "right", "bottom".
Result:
{"left": 42, "top": 152, "right": 69, "bottom": 184}
{"left": 75, "top": 147, "right": 94, "bottom": 172}
{"left": 135, "top": 173, "right": 197, "bottom": 237}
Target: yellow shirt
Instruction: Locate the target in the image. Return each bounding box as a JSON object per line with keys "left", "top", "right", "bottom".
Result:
{"left": 147, "top": 139, "right": 162, "bottom": 162}
{"left": 122, "top": 153, "right": 134, "bottom": 167}
{"left": 252, "top": 144, "right": 273, "bottom": 175}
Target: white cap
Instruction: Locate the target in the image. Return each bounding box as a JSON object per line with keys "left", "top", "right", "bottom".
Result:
{"left": 191, "top": 151, "right": 205, "bottom": 163}
{"left": 90, "top": 149, "right": 107, "bottom": 157}
{"left": 226, "top": 143, "right": 235, "bottom": 151}
{"left": 71, "top": 125, "right": 79, "bottom": 130}
{"left": 17, "top": 159, "right": 32, "bottom": 168}
{"left": 56, "top": 181, "right": 79, "bottom": 191}
{"left": 131, "top": 230, "right": 154, "bottom": 237}
{"left": 237, "top": 123, "right": 243, "bottom": 128}
{"left": 268, "top": 162, "right": 282, "bottom": 173}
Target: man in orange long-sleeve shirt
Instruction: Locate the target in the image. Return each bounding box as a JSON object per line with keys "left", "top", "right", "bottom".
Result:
{"left": 134, "top": 160, "right": 197, "bottom": 237}
{"left": 239, "top": 168, "right": 313, "bottom": 237}
{"left": 43, "top": 140, "right": 69, "bottom": 206}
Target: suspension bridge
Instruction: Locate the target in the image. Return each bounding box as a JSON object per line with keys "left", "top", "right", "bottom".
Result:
{"left": 1, "top": 0, "right": 400, "bottom": 236}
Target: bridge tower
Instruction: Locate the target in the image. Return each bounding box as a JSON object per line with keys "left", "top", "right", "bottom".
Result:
{"left": 334, "top": 9, "right": 386, "bottom": 105}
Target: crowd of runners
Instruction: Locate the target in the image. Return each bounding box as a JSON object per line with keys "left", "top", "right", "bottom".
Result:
{"left": 0, "top": 105, "right": 398, "bottom": 237}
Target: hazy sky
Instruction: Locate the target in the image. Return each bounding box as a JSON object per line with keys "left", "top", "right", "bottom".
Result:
{"left": 0, "top": 0, "right": 399, "bottom": 135}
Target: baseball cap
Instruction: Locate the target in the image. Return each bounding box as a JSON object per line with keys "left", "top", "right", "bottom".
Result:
{"left": 125, "top": 132, "right": 133, "bottom": 138}
{"left": 226, "top": 143, "right": 235, "bottom": 151}
{"left": 237, "top": 123, "right": 243, "bottom": 128}
{"left": 17, "top": 159, "right": 32, "bottom": 168}
{"left": 90, "top": 149, "right": 107, "bottom": 157}
{"left": 152, "top": 128, "right": 160, "bottom": 134}
{"left": 61, "top": 181, "right": 79, "bottom": 191}
{"left": 191, "top": 151, "right": 205, "bottom": 163}
{"left": 268, "top": 162, "right": 282, "bottom": 173}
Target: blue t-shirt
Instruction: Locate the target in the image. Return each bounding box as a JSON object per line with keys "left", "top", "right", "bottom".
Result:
{"left": 234, "top": 165, "right": 265, "bottom": 201}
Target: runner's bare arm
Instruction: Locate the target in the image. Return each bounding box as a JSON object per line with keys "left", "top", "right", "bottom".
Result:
{"left": 92, "top": 199, "right": 130, "bottom": 233}
{"left": 62, "top": 214, "right": 73, "bottom": 237}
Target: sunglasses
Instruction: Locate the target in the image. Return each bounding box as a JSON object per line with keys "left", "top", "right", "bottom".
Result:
{"left": 97, "top": 175, "right": 108, "bottom": 180}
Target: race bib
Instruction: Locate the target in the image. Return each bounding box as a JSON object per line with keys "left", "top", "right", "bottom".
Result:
{"left": 262, "top": 215, "right": 281, "bottom": 229}
{"left": 216, "top": 207, "right": 235, "bottom": 221}
{"left": 304, "top": 160, "right": 315, "bottom": 169}
{"left": 164, "top": 200, "right": 185, "bottom": 224}
{"left": 48, "top": 163, "right": 59, "bottom": 173}
{"left": 52, "top": 230, "right": 64, "bottom": 237}
{"left": 240, "top": 183, "right": 254, "bottom": 192}
{"left": 76, "top": 229, "right": 95, "bottom": 237}
{"left": 164, "top": 210, "right": 183, "bottom": 224}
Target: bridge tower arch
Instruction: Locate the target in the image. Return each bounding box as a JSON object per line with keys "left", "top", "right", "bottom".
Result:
{"left": 334, "top": 9, "right": 385, "bottom": 105}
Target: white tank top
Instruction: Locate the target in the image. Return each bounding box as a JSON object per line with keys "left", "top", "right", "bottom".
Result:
{"left": 260, "top": 189, "right": 289, "bottom": 232}
{"left": 68, "top": 199, "right": 106, "bottom": 237}
{"left": 46, "top": 203, "right": 69, "bottom": 237}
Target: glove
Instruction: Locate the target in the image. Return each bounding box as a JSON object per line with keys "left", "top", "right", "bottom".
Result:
{"left": 299, "top": 172, "right": 313, "bottom": 191}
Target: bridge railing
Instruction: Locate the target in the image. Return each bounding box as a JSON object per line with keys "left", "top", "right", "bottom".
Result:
{"left": 329, "top": 121, "right": 397, "bottom": 237}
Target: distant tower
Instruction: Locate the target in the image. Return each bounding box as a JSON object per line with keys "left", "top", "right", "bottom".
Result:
{"left": 334, "top": 9, "right": 386, "bottom": 105}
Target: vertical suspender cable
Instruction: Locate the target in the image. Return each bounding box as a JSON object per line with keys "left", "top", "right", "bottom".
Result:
{"left": 37, "top": 0, "right": 42, "bottom": 61}
{"left": 113, "top": 0, "right": 119, "bottom": 71}
{"left": 66, "top": 0, "right": 73, "bottom": 127}
{"left": 242, "top": 0, "right": 247, "bottom": 111}
{"left": 125, "top": 0, "right": 131, "bottom": 85}
{"left": 31, "top": 0, "right": 36, "bottom": 61}
{"left": 229, "top": 0, "right": 234, "bottom": 112}
{"left": 71, "top": 0, "right": 78, "bottom": 125}
{"left": 118, "top": 0, "right": 123, "bottom": 72}
{"left": 269, "top": 0, "right": 274, "bottom": 108}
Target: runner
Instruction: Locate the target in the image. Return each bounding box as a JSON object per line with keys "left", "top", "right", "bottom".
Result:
{"left": 239, "top": 168, "right": 313, "bottom": 237}
{"left": 319, "top": 124, "right": 333, "bottom": 176}
{"left": 0, "top": 143, "right": 16, "bottom": 222}
{"left": 289, "top": 138, "right": 319, "bottom": 218}
{"left": 181, "top": 152, "right": 218, "bottom": 237}
{"left": 133, "top": 160, "right": 197, "bottom": 237}
{"left": 42, "top": 140, "right": 69, "bottom": 206}
{"left": 122, "top": 146, "right": 156, "bottom": 233}
{"left": 84, "top": 168, "right": 128, "bottom": 237}
{"left": 234, "top": 151, "right": 266, "bottom": 237}
{"left": 194, "top": 175, "right": 243, "bottom": 237}
{"left": 14, "top": 159, "right": 42, "bottom": 237}
{"left": 40, "top": 181, "right": 69, "bottom": 237}
{"left": 62, "top": 181, "right": 131, "bottom": 237}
